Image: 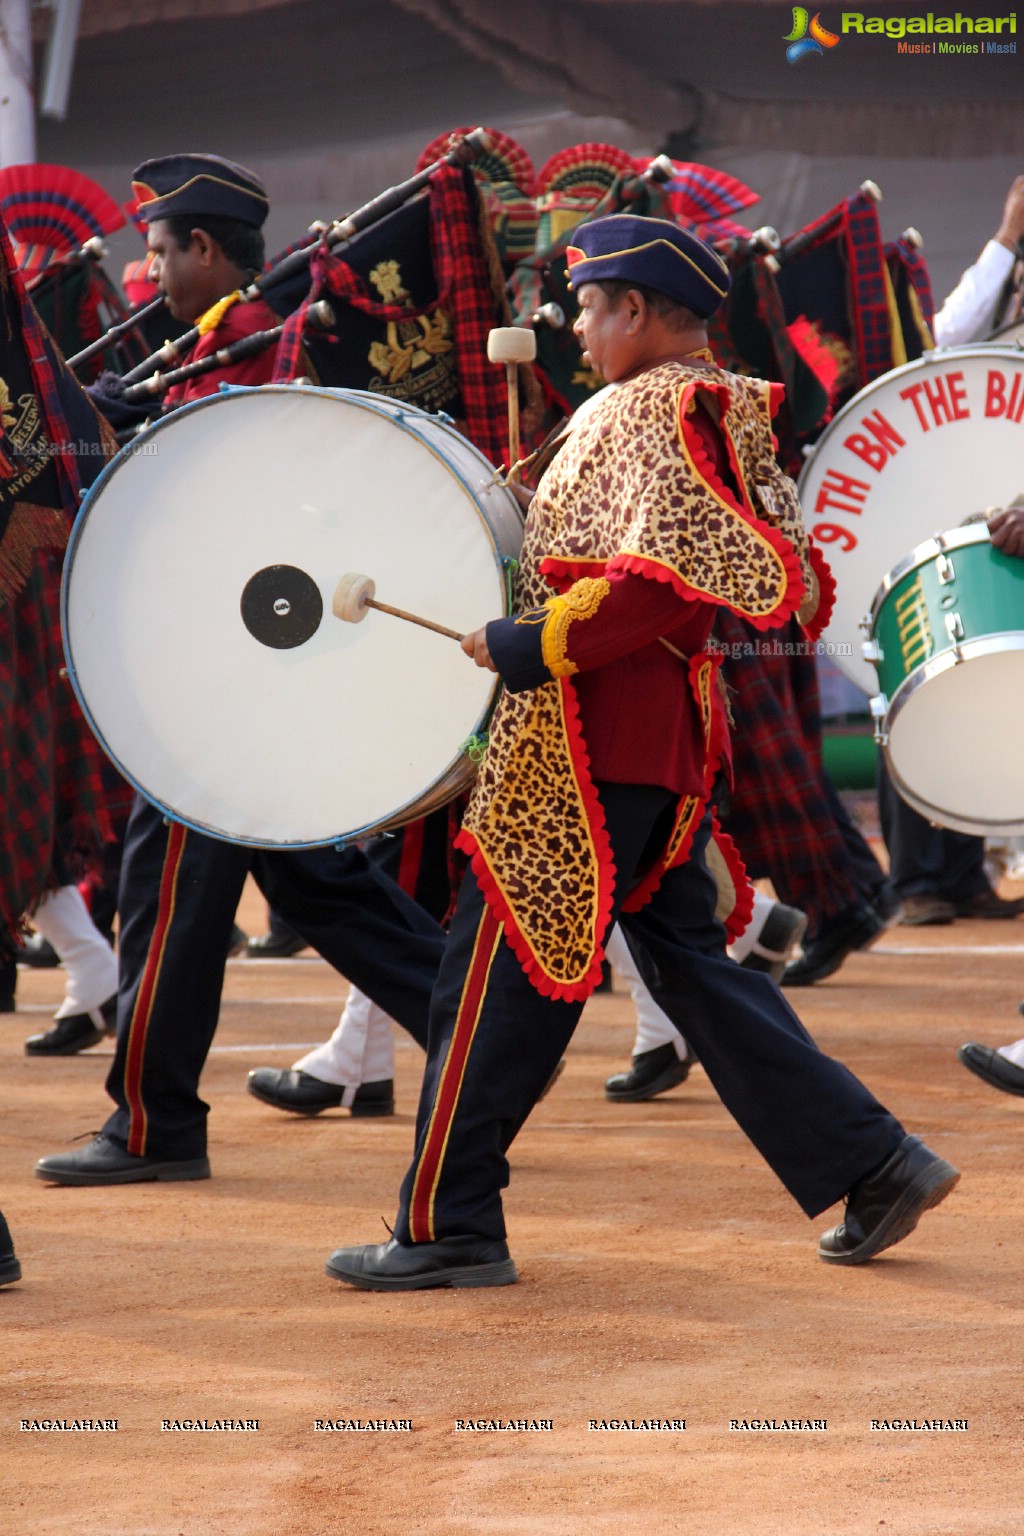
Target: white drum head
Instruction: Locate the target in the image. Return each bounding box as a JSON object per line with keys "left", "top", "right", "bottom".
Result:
{"left": 887, "top": 642, "right": 1024, "bottom": 836}
{"left": 63, "top": 387, "right": 521, "bottom": 846}
{"left": 799, "top": 347, "right": 1024, "bottom": 691}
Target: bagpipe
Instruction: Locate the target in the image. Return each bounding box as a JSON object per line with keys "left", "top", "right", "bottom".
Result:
{"left": 66, "top": 128, "right": 494, "bottom": 401}
{"left": 37, "top": 131, "right": 946, "bottom": 478}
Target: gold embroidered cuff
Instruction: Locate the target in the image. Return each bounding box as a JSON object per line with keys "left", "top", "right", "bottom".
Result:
{"left": 540, "top": 577, "right": 611, "bottom": 678}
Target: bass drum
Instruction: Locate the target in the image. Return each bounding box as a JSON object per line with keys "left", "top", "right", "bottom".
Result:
{"left": 62, "top": 385, "right": 523, "bottom": 847}
{"left": 797, "top": 345, "right": 1024, "bottom": 693}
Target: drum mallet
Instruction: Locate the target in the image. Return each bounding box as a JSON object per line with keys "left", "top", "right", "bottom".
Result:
{"left": 487, "top": 326, "right": 537, "bottom": 468}
{"left": 332, "top": 573, "right": 463, "bottom": 642}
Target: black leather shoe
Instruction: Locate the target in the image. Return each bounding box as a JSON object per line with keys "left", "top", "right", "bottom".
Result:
{"left": 781, "top": 903, "right": 886, "bottom": 987}
{"left": 325, "top": 1234, "right": 518, "bottom": 1291}
{"left": 818, "top": 1135, "right": 960, "bottom": 1265}
{"left": 870, "top": 883, "right": 903, "bottom": 928}
{"left": 740, "top": 902, "right": 807, "bottom": 982}
{"left": 245, "top": 930, "right": 307, "bottom": 958}
{"left": 900, "top": 894, "right": 956, "bottom": 927}
{"left": 19, "top": 932, "right": 60, "bottom": 968}
{"left": 246, "top": 1068, "right": 394, "bottom": 1117}
{"left": 24, "top": 996, "right": 116, "bottom": 1056}
{"left": 954, "top": 888, "right": 1024, "bottom": 920}
{"left": 604, "top": 1042, "right": 692, "bottom": 1102}
{"left": 0, "top": 1211, "right": 20, "bottom": 1286}
{"left": 34, "top": 1135, "right": 211, "bottom": 1186}
{"left": 957, "top": 1042, "right": 1024, "bottom": 1097}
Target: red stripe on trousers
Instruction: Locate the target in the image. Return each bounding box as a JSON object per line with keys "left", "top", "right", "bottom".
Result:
{"left": 397, "top": 818, "right": 425, "bottom": 899}
{"left": 124, "top": 821, "right": 187, "bottom": 1156}
{"left": 408, "top": 904, "right": 501, "bottom": 1242}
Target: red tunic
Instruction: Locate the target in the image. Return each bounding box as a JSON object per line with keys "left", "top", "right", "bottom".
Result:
{"left": 489, "top": 402, "right": 732, "bottom": 798}
{"left": 163, "top": 297, "right": 279, "bottom": 408}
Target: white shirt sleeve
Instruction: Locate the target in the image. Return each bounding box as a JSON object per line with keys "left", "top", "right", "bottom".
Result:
{"left": 932, "top": 240, "right": 1015, "bottom": 347}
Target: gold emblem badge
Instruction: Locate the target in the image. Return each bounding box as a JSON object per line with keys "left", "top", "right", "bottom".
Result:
{"left": 366, "top": 260, "right": 453, "bottom": 385}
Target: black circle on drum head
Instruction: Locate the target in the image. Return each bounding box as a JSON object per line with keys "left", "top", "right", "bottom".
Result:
{"left": 240, "top": 564, "right": 324, "bottom": 649}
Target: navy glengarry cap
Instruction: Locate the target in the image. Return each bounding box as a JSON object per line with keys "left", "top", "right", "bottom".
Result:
{"left": 565, "top": 214, "right": 730, "bottom": 318}
{"left": 131, "top": 153, "right": 268, "bottom": 228}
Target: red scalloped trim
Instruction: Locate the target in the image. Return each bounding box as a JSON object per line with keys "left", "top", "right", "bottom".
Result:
{"left": 620, "top": 646, "right": 733, "bottom": 916}
{"left": 689, "top": 651, "right": 730, "bottom": 796}
{"left": 765, "top": 381, "right": 786, "bottom": 420}
{"left": 608, "top": 545, "right": 800, "bottom": 636}
{"left": 710, "top": 811, "right": 754, "bottom": 943}
{"left": 620, "top": 795, "right": 704, "bottom": 914}
{"left": 538, "top": 555, "right": 608, "bottom": 594}
{"left": 801, "top": 541, "right": 837, "bottom": 644}
{"left": 679, "top": 387, "right": 806, "bottom": 629}
{"left": 455, "top": 678, "right": 616, "bottom": 1002}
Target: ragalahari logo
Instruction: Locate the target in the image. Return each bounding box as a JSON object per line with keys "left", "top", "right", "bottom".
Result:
{"left": 784, "top": 7, "right": 841, "bottom": 62}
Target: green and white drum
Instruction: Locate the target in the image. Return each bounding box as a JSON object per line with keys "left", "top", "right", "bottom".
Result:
{"left": 863, "top": 525, "right": 1024, "bottom": 835}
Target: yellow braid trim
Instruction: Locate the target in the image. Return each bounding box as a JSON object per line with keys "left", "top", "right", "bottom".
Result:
{"left": 195, "top": 289, "right": 243, "bottom": 337}
{"left": 540, "top": 577, "right": 611, "bottom": 677}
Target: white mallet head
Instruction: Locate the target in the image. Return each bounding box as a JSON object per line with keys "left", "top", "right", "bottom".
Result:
{"left": 487, "top": 327, "right": 537, "bottom": 365}
{"left": 332, "top": 572, "right": 376, "bottom": 624}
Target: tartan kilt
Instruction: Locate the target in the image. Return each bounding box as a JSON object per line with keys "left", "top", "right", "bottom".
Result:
{"left": 0, "top": 552, "right": 118, "bottom": 943}
{"left": 718, "top": 611, "right": 861, "bottom": 929}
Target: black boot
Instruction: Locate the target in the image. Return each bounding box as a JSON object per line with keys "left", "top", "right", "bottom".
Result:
{"left": 0, "top": 1210, "right": 21, "bottom": 1286}
{"left": 604, "top": 1043, "right": 693, "bottom": 1102}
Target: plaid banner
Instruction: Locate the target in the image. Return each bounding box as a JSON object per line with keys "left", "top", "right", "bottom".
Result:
{"left": 775, "top": 189, "right": 899, "bottom": 404}
{"left": 0, "top": 210, "right": 119, "bottom": 940}
{"left": 26, "top": 251, "right": 145, "bottom": 381}
{"left": 705, "top": 242, "right": 837, "bottom": 475}
{"left": 717, "top": 611, "right": 872, "bottom": 931}
{"left": 273, "top": 165, "right": 508, "bottom": 464}
{"left": 415, "top": 127, "right": 538, "bottom": 270}
{"left": 885, "top": 236, "right": 936, "bottom": 359}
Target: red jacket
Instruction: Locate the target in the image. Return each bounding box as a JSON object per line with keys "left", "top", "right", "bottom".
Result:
{"left": 163, "top": 297, "right": 279, "bottom": 408}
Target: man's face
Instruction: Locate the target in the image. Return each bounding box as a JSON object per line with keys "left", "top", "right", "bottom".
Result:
{"left": 573, "top": 283, "right": 641, "bottom": 383}
{"left": 146, "top": 219, "right": 206, "bottom": 322}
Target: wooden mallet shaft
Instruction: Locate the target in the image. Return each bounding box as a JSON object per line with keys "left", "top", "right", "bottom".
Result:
{"left": 332, "top": 572, "right": 463, "bottom": 641}
{"left": 363, "top": 595, "right": 463, "bottom": 642}
{"left": 487, "top": 327, "right": 537, "bottom": 468}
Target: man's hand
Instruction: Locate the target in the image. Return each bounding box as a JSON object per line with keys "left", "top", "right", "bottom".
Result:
{"left": 988, "top": 503, "right": 1024, "bottom": 557}
{"left": 461, "top": 626, "right": 497, "bottom": 671}
{"left": 995, "top": 174, "right": 1024, "bottom": 252}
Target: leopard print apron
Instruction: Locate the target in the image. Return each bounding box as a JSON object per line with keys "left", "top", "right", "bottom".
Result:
{"left": 457, "top": 360, "right": 819, "bottom": 1001}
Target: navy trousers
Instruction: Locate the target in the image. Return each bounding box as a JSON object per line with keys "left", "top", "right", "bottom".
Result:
{"left": 104, "top": 795, "right": 445, "bottom": 1159}
{"left": 395, "top": 785, "right": 905, "bottom": 1246}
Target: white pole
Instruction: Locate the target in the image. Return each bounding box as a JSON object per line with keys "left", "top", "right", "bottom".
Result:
{"left": 0, "top": 0, "right": 34, "bottom": 166}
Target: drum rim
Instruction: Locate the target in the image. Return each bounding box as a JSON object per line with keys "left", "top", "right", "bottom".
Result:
{"left": 61, "top": 384, "right": 520, "bottom": 849}
{"left": 883, "top": 633, "right": 1024, "bottom": 837}
{"left": 866, "top": 522, "right": 993, "bottom": 625}
{"left": 984, "top": 320, "right": 1024, "bottom": 347}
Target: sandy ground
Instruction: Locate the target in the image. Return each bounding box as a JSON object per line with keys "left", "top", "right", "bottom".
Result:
{"left": 2, "top": 876, "right": 1023, "bottom": 1536}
